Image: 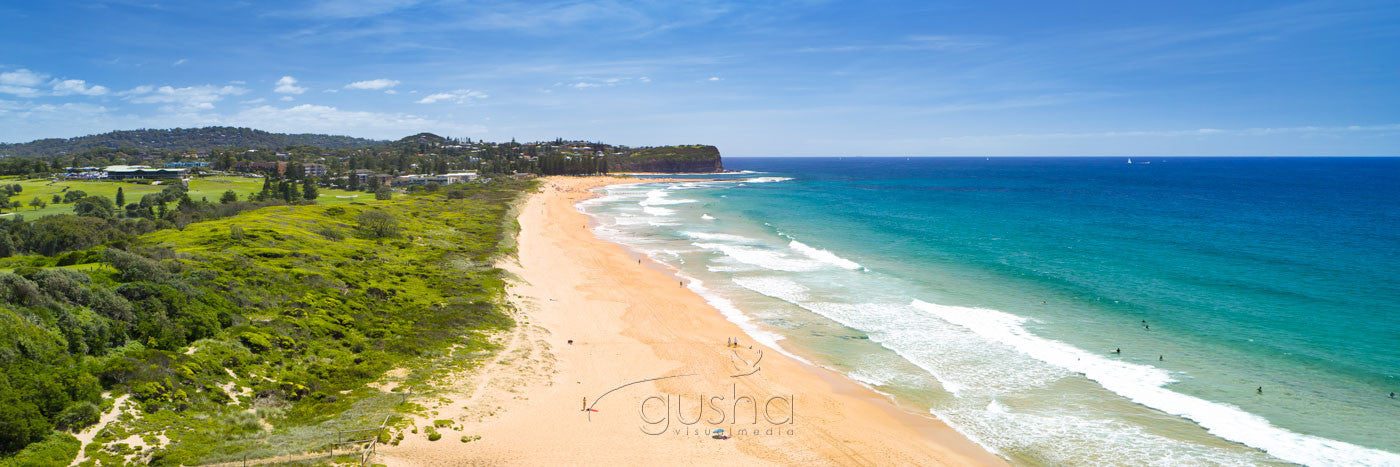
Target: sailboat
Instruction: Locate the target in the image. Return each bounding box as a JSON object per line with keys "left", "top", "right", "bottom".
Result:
{"left": 1128, "top": 158, "right": 1133, "bottom": 164}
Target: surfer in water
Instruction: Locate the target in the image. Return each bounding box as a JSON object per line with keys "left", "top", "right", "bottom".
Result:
{"left": 1258, "top": 387, "right": 1264, "bottom": 395}
{"left": 1114, "top": 348, "right": 1121, "bottom": 354}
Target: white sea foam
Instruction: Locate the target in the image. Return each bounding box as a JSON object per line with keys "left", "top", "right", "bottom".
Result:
{"left": 789, "top": 240, "right": 864, "bottom": 270}
{"left": 936, "top": 402, "right": 1265, "bottom": 465}
{"left": 743, "top": 177, "right": 794, "bottom": 183}
{"left": 701, "top": 214, "right": 716, "bottom": 220}
{"left": 909, "top": 299, "right": 1400, "bottom": 467}
{"left": 639, "top": 189, "right": 698, "bottom": 206}
{"left": 681, "top": 231, "right": 756, "bottom": 243}
{"left": 692, "top": 242, "right": 825, "bottom": 272}
{"left": 678, "top": 274, "right": 808, "bottom": 365}
{"left": 641, "top": 206, "right": 675, "bottom": 216}
{"left": 732, "top": 276, "right": 810, "bottom": 303}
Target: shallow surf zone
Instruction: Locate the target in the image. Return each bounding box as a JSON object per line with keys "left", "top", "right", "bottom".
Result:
{"left": 573, "top": 178, "right": 1396, "bottom": 466}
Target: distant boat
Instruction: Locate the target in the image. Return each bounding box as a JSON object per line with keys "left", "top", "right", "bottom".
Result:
{"left": 1128, "top": 158, "right": 1133, "bottom": 164}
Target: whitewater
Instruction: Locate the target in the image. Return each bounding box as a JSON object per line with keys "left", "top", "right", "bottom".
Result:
{"left": 574, "top": 158, "right": 1400, "bottom": 465}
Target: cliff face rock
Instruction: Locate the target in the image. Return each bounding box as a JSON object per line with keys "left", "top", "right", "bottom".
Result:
{"left": 608, "top": 145, "right": 723, "bottom": 173}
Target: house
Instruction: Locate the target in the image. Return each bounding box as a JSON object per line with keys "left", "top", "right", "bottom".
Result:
{"left": 392, "top": 171, "right": 479, "bottom": 187}
{"left": 106, "top": 165, "right": 187, "bottom": 181}
{"left": 349, "top": 169, "right": 393, "bottom": 186}
{"left": 234, "top": 161, "right": 288, "bottom": 175}
{"left": 304, "top": 163, "right": 327, "bottom": 177}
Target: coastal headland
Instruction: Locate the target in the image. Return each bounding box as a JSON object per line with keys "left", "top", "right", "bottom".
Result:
{"left": 377, "top": 176, "right": 1001, "bottom": 465}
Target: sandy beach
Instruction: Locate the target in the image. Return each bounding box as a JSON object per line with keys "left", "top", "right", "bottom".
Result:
{"left": 377, "top": 176, "right": 1002, "bottom": 465}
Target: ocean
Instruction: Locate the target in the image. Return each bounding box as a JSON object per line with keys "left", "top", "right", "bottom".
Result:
{"left": 577, "top": 157, "right": 1400, "bottom": 465}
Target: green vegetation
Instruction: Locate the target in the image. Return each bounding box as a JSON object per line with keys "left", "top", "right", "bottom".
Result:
{"left": 2, "top": 176, "right": 379, "bottom": 220}
{"left": 608, "top": 145, "right": 723, "bottom": 173}
{"left": 0, "top": 127, "right": 383, "bottom": 158}
{"left": 0, "top": 178, "right": 531, "bottom": 464}
{"left": 0, "top": 432, "right": 80, "bottom": 467}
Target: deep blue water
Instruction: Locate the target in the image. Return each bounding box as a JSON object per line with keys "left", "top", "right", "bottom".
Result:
{"left": 595, "top": 157, "right": 1400, "bottom": 464}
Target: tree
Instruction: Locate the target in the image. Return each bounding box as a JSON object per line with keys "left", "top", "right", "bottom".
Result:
{"left": 115, "top": 187, "right": 125, "bottom": 206}
{"left": 0, "top": 395, "right": 50, "bottom": 453}
{"left": 63, "top": 190, "right": 87, "bottom": 203}
{"left": 219, "top": 190, "right": 238, "bottom": 204}
{"left": 356, "top": 210, "right": 398, "bottom": 238}
{"left": 52, "top": 194, "right": 61, "bottom": 204}
{"left": 29, "top": 197, "right": 46, "bottom": 211}
{"left": 73, "top": 196, "right": 115, "bottom": 219}
{"left": 303, "top": 177, "right": 319, "bottom": 200}
{"left": 374, "top": 186, "right": 392, "bottom": 200}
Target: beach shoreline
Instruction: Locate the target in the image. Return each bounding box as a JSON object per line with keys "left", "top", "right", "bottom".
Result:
{"left": 377, "top": 175, "right": 1001, "bottom": 465}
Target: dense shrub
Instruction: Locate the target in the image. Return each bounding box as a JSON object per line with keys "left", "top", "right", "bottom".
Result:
{"left": 53, "top": 401, "right": 101, "bottom": 431}
{"left": 356, "top": 211, "right": 399, "bottom": 238}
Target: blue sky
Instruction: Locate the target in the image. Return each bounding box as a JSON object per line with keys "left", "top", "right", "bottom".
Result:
{"left": 1, "top": 0, "right": 1397, "bottom": 156}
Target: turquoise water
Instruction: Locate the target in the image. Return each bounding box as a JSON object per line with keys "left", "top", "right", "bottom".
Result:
{"left": 578, "top": 158, "right": 1400, "bottom": 465}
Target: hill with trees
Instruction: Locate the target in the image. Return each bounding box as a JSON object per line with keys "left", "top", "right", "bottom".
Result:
{"left": 0, "top": 127, "right": 384, "bottom": 158}
{"left": 606, "top": 145, "right": 724, "bottom": 173}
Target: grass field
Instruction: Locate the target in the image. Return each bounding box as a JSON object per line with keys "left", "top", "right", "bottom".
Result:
{"left": 1, "top": 175, "right": 387, "bottom": 218}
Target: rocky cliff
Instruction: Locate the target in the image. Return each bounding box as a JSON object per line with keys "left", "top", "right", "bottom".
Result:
{"left": 607, "top": 145, "right": 723, "bottom": 173}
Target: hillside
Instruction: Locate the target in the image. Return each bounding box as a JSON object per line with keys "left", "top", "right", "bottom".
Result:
{"left": 606, "top": 145, "right": 724, "bottom": 173}
{"left": 0, "top": 127, "right": 385, "bottom": 157}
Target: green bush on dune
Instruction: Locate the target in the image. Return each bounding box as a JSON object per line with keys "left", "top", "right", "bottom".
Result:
{"left": 0, "top": 179, "right": 532, "bottom": 463}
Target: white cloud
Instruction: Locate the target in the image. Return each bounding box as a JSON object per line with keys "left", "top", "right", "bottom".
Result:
{"left": 173, "top": 58, "right": 189, "bottom": 66}
{"left": 240, "top": 98, "right": 267, "bottom": 104}
{"left": 639, "top": 76, "right": 651, "bottom": 83}
{"left": 52, "top": 79, "right": 109, "bottom": 96}
{"left": 0, "top": 85, "right": 41, "bottom": 97}
{"left": 0, "top": 69, "right": 48, "bottom": 87}
{"left": 707, "top": 76, "right": 721, "bottom": 81}
{"left": 274, "top": 76, "right": 307, "bottom": 94}
{"left": 570, "top": 82, "right": 600, "bottom": 89}
{"left": 415, "top": 89, "right": 488, "bottom": 104}
{"left": 118, "top": 85, "right": 155, "bottom": 96}
{"left": 384, "top": 89, "right": 397, "bottom": 95}
{"left": 1, "top": 69, "right": 110, "bottom": 97}
{"left": 226, "top": 103, "right": 486, "bottom": 139}
{"left": 125, "top": 84, "right": 247, "bottom": 110}
{"left": 0, "top": 69, "right": 50, "bottom": 97}
{"left": 344, "top": 78, "right": 400, "bottom": 90}
{"left": 281, "top": 96, "right": 295, "bottom": 101}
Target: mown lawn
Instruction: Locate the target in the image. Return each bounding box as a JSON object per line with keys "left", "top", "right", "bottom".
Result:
{"left": 0, "top": 175, "right": 388, "bottom": 218}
